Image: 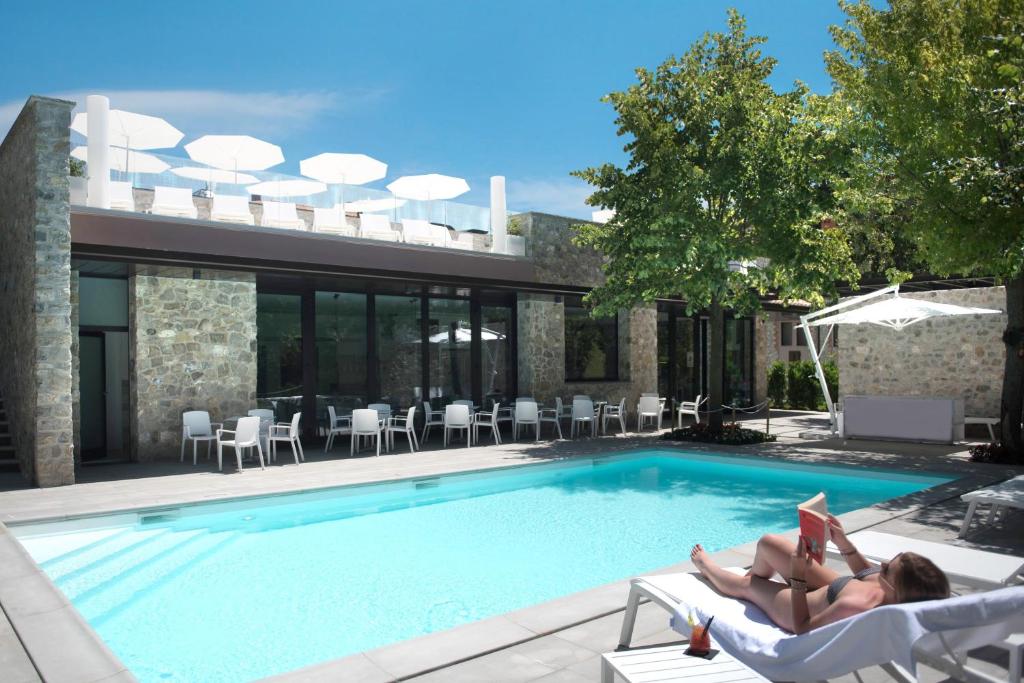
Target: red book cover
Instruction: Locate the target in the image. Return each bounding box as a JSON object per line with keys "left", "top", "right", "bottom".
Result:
{"left": 797, "top": 492, "right": 829, "bottom": 564}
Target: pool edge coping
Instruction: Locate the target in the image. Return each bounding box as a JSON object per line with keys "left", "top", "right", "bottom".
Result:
{"left": 0, "top": 443, "right": 1009, "bottom": 682}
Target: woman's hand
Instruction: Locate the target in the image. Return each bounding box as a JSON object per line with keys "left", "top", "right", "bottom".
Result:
{"left": 827, "top": 514, "right": 852, "bottom": 551}
{"left": 790, "top": 536, "right": 813, "bottom": 582}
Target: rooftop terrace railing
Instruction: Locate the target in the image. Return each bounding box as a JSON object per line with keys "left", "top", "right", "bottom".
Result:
{"left": 69, "top": 152, "right": 525, "bottom": 255}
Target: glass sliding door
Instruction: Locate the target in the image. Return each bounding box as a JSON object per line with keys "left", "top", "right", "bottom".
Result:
{"left": 375, "top": 295, "right": 423, "bottom": 411}
{"left": 675, "top": 316, "right": 697, "bottom": 401}
{"left": 724, "top": 317, "right": 754, "bottom": 406}
{"left": 315, "top": 291, "right": 368, "bottom": 423}
{"left": 256, "top": 293, "right": 303, "bottom": 422}
{"left": 428, "top": 298, "right": 472, "bottom": 407}
{"left": 480, "top": 304, "right": 513, "bottom": 407}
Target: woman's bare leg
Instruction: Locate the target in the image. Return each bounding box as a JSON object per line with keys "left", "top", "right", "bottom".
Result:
{"left": 748, "top": 534, "right": 838, "bottom": 589}
{"left": 692, "top": 544, "right": 797, "bottom": 631}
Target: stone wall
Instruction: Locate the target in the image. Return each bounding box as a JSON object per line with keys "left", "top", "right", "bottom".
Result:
{"left": 0, "top": 96, "right": 75, "bottom": 486}
{"left": 516, "top": 212, "right": 605, "bottom": 288}
{"left": 516, "top": 293, "right": 658, "bottom": 419}
{"left": 130, "top": 267, "right": 257, "bottom": 461}
{"left": 837, "top": 287, "right": 1005, "bottom": 417}
{"left": 71, "top": 271, "right": 80, "bottom": 468}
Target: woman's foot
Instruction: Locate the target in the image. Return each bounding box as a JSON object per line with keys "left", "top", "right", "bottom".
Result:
{"left": 691, "top": 544, "right": 747, "bottom": 598}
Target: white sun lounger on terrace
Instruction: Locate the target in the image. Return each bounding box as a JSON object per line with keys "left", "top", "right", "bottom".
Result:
{"left": 211, "top": 194, "right": 254, "bottom": 225}
{"left": 619, "top": 569, "right": 1024, "bottom": 683}
{"left": 109, "top": 180, "right": 135, "bottom": 212}
{"left": 826, "top": 529, "right": 1024, "bottom": 589}
{"left": 151, "top": 185, "right": 197, "bottom": 219}
{"left": 959, "top": 475, "right": 1024, "bottom": 538}
{"left": 260, "top": 200, "right": 305, "bottom": 230}
{"left": 359, "top": 213, "right": 399, "bottom": 241}
{"left": 401, "top": 218, "right": 441, "bottom": 246}
{"left": 313, "top": 205, "right": 356, "bottom": 235}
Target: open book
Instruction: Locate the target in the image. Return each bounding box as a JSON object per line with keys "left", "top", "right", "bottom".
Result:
{"left": 797, "top": 492, "right": 830, "bottom": 564}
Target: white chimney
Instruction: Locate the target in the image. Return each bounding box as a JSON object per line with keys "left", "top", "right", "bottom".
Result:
{"left": 85, "top": 95, "right": 110, "bottom": 209}
{"left": 490, "top": 176, "right": 507, "bottom": 254}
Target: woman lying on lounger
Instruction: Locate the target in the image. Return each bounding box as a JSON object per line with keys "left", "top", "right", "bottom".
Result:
{"left": 691, "top": 515, "right": 949, "bottom": 634}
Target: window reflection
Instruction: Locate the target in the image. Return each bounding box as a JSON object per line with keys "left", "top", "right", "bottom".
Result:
{"left": 256, "top": 293, "right": 303, "bottom": 422}
{"left": 428, "top": 298, "right": 472, "bottom": 406}
{"left": 725, "top": 318, "right": 754, "bottom": 405}
{"left": 481, "top": 305, "right": 513, "bottom": 407}
{"left": 565, "top": 297, "right": 618, "bottom": 381}
{"left": 376, "top": 295, "right": 423, "bottom": 411}
{"left": 316, "top": 292, "right": 368, "bottom": 423}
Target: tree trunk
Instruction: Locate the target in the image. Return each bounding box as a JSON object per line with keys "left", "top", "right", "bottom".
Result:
{"left": 707, "top": 297, "right": 724, "bottom": 432}
{"left": 1000, "top": 275, "right": 1024, "bottom": 455}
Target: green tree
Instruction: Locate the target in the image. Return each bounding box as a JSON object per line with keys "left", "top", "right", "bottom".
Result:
{"left": 574, "top": 10, "right": 858, "bottom": 430}
{"left": 828, "top": 0, "right": 1024, "bottom": 450}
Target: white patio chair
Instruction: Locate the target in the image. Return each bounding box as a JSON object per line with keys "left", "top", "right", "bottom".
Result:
{"left": 538, "top": 402, "right": 564, "bottom": 439}
{"left": 677, "top": 394, "right": 706, "bottom": 427}
{"left": 216, "top": 416, "right": 265, "bottom": 471}
{"left": 260, "top": 200, "right": 305, "bottom": 229}
{"left": 642, "top": 391, "right": 667, "bottom": 414}
{"left": 350, "top": 408, "right": 383, "bottom": 457}
{"left": 573, "top": 394, "right": 591, "bottom": 402}
{"left": 324, "top": 405, "right": 352, "bottom": 452}
{"left": 473, "top": 403, "right": 502, "bottom": 445}
{"left": 180, "top": 410, "right": 222, "bottom": 464}
{"left": 618, "top": 568, "right": 1024, "bottom": 683}
{"left": 109, "top": 180, "right": 135, "bottom": 212}
{"left": 602, "top": 397, "right": 627, "bottom": 435}
{"left": 359, "top": 213, "right": 399, "bottom": 241}
{"left": 421, "top": 403, "right": 445, "bottom": 443}
{"left": 401, "top": 218, "right": 438, "bottom": 246}
{"left": 268, "top": 412, "right": 304, "bottom": 464}
{"left": 151, "top": 186, "right": 198, "bottom": 219}
{"left": 552, "top": 397, "right": 573, "bottom": 424}
{"left": 385, "top": 405, "right": 418, "bottom": 453}
{"left": 313, "top": 205, "right": 356, "bottom": 235}
{"left": 367, "top": 402, "right": 392, "bottom": 423}
{"left": 247, "top": 408, "right": 274, "bottom": 454}
{"left": 958, "top": 475, "right": 1024, "bottom": 538}
{"left": 571, "top": 398, "right": 598, "bottom": 438}
{"left": 637, "top": 395, "right": 663, "bottom": 431}
{"left": 444, "top": 403, "right": 472, "bottom": 448}
{"left": 515, "top": 400, "right": 540, "bottom": 441}
{"left": 453, "top": 399, "right": 475, "bottom": 410}
{"left": 211, "top": 194, "right": 254, "bottom": 225}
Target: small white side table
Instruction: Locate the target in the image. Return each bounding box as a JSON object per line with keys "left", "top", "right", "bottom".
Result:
{"left": 601, "top": 643, "right": 769, "bottom": 683}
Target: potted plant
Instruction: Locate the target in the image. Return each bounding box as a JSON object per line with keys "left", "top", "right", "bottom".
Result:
{"left": 505, "top": 215, "right": 526, "bottom": 256}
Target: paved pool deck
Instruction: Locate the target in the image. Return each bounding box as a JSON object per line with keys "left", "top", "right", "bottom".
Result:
{"left": 1, "top": 411, "right": 1021, "bottom": 683}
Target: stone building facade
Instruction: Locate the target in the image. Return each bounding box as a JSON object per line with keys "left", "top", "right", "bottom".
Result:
{"left": 0, "top": 96, "right": 76, "bottom": 486}
{"left": 837, "top": 287, "right": 1005, "bottom": 417}
{"left": 129, "top": 268, "right": 258, "bottom": 461}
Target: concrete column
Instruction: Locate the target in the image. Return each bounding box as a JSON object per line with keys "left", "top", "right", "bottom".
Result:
{"left": 490, "top": 176, "right": 507, "bottom": 254}
{"left": 86, "top": 95, "right": 110, "bottom": 209}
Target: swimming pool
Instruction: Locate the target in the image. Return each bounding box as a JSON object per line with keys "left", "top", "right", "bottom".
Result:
{"left": 13, "top": 450, "right": 951, "bottom": 682}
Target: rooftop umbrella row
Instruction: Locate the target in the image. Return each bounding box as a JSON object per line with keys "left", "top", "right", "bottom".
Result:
{"left": 72, "top": 108, "right": 472, "bottom": 214}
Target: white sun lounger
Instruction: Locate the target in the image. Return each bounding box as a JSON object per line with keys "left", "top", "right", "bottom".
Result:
{"left": 312, "top": 205, "right": 356, "bottom": 235}
{"left": 619, "top": 570, "right": 1024, "bottom": 683}
{"left": 959, "top": 475, "right": 1024, "bottom": 538}
{"left": 109, "top": 180, "right": 135, "bottom": 212}
{"left": 831, "top": 529, "right": 1024, "bottom": 589}
{"left": 360, "top": 213, "right": 399, "bottom": 241}
{"left": 150, "top": 186, "right": 197, "bottom": 219}
{"left": 260, "top": 200, "right": 305, "bottom": 230}
{"left": 211, "top": 194, "right": 254, "bottom": 225}
{"left": 446, "top": 230, "right": 474, "bottom": 250}
{"left": 401, "top": 218, "right": 441, "bottom": 246}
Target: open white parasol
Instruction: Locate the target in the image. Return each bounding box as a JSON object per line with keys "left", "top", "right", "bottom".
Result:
{"left": 71, "top": 146, "right": 170, "bottom": 174}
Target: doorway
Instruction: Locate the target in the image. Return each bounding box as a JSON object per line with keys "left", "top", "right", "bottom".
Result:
{"left": 79, "top": 332, "right": 106, "bottom": 461}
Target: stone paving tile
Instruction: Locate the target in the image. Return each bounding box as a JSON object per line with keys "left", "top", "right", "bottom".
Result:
{"left": 0, "top": 607, "right": 41, "bottom": 683}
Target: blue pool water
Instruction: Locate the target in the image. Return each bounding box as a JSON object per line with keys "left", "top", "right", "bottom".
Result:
{"left": 15, "top": 450, "right": 950, "bottom": 682}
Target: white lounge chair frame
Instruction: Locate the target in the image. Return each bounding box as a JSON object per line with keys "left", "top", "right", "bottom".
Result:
{"left": 401, "top": 218, "right": 441, "bottom": 246}
{"left": 151, "top": 185, "right": 197, "bottom": 219}
{"left": 959, "top": 475, "right": 1024, "bottom": 539}
{"left": 619, "top": 569, "right": 1024, "bottom": 683}
{"left": 360, "top": 213, "right": 399, "bottom": 241}
{"left": 260, "top": 200, "right": 305, "bottom": 230}
{"left": 211, "top": 194, "right": 254, "bottom": 225}
{"left": 109, "top": 180, "right": 135, "bottom": 212}
{"left": 313, "top": 205, "right": 356, "bottom": 235}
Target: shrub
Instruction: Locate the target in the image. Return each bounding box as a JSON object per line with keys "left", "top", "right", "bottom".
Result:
{"left": 767, "top": 361, "right": 786, "bottom": 407}
{"left": 662, "top": 423, "right": 776, "bottom": 445}
{"left": 784, "top": 360, "right": 816, "bottom": 409}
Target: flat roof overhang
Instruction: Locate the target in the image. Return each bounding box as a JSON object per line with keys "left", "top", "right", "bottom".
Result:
{"left": 70, "top": 208, "right": 588, "bottom": 293}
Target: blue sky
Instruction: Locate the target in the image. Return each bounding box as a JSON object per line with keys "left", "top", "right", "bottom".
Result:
{"left": 0, "top": 1, "right": 849, "bottom": 217}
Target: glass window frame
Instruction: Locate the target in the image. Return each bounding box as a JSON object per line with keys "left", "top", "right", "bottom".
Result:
{"left": 563, "top": 296, "right": 620, "bottom": 382}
